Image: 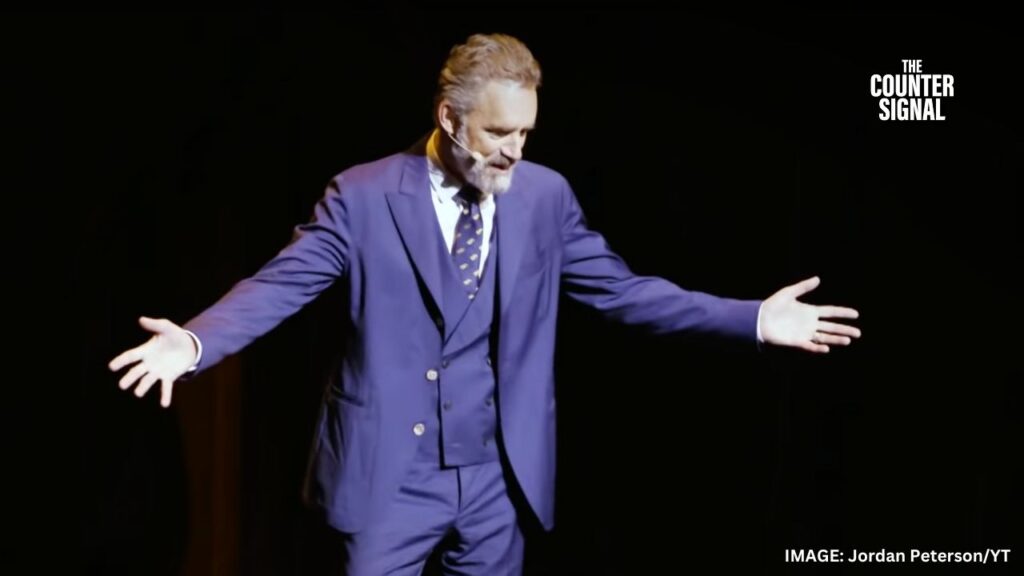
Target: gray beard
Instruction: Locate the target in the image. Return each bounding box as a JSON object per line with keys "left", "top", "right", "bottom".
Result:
{"left": 465, "top": 159, "right": 515, "bottom": 197}
{"left": 453, "top": 126, "right": 515, "bottom": 197}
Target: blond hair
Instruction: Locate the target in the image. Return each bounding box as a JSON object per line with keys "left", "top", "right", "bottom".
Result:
{"left": 435, "top": 33, "right": 542, "bottom": 120}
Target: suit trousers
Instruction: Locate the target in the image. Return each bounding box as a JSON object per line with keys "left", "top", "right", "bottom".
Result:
{"left": 341, "top": 458, "right": 524, "bottom": 576}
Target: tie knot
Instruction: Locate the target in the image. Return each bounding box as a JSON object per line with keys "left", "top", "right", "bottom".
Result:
{"left": 455, "top": 185, "right": 482, "bottom": 207}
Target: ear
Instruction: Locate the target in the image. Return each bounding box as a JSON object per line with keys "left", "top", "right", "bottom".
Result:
{"left": 438, "top": 101, "right": 458, "bottom": 135}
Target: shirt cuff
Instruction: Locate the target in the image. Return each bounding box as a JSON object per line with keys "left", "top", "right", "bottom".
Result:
{"left": 756, "top": 302, "right": 765, "bottom": 349}
{"left": 184, "top": 329, "right": 203, "bottom": 372}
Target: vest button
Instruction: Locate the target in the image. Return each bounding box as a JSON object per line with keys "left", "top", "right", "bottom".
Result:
{"left": 485, "top": 357, "right": 492, "bottom": 366}
{"left": 441, "top": 358, "right": 450, "bottom": 369}
{"left": 413, "top": 423, "right": 426, "bottom": 436}
{"left": 443, "top": 400, "right": 452, "bottom": 411}
{"left": 434, "top": 316, "right": 444, "bottom": 328}
{"left": 485, "top": 397, "right": 493, "bottom": 407}
{"left": 425, "top": 369, "right": 439, "bottom": 382}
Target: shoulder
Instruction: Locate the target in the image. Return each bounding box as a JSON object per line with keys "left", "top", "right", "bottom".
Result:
{"left": 328, "top": 152, "right": 410, "bottom": 196}
{"left": 315, "top": 149, "right": 425, "bottom": 217}
{"left": 508, "top": 160, "right": 573, "bottom": 210}
{"left": 512, "top": 160, "right": 570, "bottom": 191}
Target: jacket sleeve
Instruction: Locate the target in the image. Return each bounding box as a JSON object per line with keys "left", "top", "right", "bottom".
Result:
{"left": 182, "top": 175, "right": 353, "bottom": 374}
{"left": 558, "top": 177, "right": 760, "bottom": 342}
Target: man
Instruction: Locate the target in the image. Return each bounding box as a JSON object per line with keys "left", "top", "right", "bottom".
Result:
{"left": 109, "top": 33, "right": 860, "bottom": 575}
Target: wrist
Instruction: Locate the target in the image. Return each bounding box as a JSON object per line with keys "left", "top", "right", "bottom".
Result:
{"left": 183, "top": 329, "right": 203, "bottom": 372}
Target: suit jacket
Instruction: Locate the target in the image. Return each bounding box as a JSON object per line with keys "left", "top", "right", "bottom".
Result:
{"left": 183, "top": 142, "right": 762, "bottom": 533}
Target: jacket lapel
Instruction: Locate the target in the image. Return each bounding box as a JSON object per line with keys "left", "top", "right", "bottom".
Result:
{"left": 385, "top": 153, "right": 444, "bottom": 319}
{"left": 386, "top": 141, "right": 532, "bottom": 337}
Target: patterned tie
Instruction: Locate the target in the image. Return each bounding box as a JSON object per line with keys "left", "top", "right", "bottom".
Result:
{"left": 452, "top": 186, "right": 484, "bottom": 299}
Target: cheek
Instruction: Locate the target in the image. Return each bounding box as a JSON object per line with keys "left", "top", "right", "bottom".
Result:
{"left": 466, "top": 131, "right": 498, "bottom": 153}
{"left": 475, "top": 139, "right": 501, "bottom": 156}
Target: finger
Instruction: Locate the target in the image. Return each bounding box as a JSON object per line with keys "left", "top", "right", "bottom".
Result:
{"left": 109, "top": 348, "right": 143, "bottom": 371}
{"left": 817, "top": 305, "right": 859, "bottom": 320}
{"left": 799, "top": 340, "right": 830, "bottom": 354}
{"left": 118, "top": 363, "right": 148, "bottom": 390}
{"left": 787, "top": 276, "right": 821, "bottom": 297}
{"left": 135, "top": 372, "right": 160, "bottom": 398}
{"left": 818, "top": 321, "right": 862, "bottom": 338}
{"left": 160, "top": 379, "right": 174, "bottom": 408}
{"left": 813, "top": 332, "right": 851, "bottom": 346}
{"left": 139, "top": 316, "right": 173, "bottom": 335}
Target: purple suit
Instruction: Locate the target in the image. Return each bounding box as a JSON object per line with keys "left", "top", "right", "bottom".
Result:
{"left": 183, "top": 144, "right": 761, "bottom": 534}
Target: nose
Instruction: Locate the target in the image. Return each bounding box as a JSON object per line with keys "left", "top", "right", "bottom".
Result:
{"left": 501, "top": 133, "right": 525, "bottom": 163}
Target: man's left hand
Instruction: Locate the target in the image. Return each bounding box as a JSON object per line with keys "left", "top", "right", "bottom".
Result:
{"left": 760, "top": 276, "right": 861, "bottom": 353}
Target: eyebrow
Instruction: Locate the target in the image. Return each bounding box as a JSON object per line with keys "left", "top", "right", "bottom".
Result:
{"left": 486, "top": 125, "right": 535, "bottom": 132}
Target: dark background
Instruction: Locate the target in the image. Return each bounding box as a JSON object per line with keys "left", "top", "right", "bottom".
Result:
{"left": 34, "top": 8, "right": 1018, "bottom": 575}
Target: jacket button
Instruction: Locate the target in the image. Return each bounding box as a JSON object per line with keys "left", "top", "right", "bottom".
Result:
{"left": 425, "top": 369, "right": 439, "bottom": 382}
{"left": 413, "top": 423, "right": 426, "bottom": 436}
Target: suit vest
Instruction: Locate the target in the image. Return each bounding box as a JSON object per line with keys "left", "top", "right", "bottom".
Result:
{"left": 415, "top": 217, "right": 500, "bottom": 467}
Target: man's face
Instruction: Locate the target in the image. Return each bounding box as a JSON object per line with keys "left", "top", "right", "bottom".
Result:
{"left": 452, "top": 80, "right": 537, "bottom": 196}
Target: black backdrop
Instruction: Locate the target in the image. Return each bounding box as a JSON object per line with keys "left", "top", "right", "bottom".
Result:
{"left": 54, "top": 8, "right": 1020, "bottom": 575}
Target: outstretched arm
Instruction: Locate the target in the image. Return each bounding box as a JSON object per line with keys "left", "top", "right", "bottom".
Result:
{"left": 556, "top": 181, "right": 861, "bottom": 351}
{"left": 108, "top": 176, "right": 353, "bottom": 407}
{"left": 557, "top": 179, "right": 762, "bottom": 342}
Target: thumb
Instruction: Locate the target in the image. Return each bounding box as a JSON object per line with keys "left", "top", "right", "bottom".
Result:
{"left": 139, "top": 316, "right": 173, "bottom": 335}
{"left": 788, "top": 276, "right": 821, "bottom": 298}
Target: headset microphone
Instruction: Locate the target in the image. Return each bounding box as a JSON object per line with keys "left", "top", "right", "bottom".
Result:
{"left": 446, "top": 130, "right": 485, "bottom": 164}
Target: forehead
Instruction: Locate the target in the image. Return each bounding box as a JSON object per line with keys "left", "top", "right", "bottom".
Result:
{"left": 466, "top": 80, "right": 537, "bottom": 128}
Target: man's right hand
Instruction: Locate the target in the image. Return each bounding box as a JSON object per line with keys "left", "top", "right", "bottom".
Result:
{"left": 108, "top": 316, "right": 197, "bottom": 408}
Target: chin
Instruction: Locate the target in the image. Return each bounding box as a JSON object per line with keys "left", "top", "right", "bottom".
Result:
{"left": 470, "top": 165, "right": 516, "bottom": 197}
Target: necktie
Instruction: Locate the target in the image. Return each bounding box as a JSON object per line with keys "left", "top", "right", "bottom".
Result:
{"left": 452, "top": 186, "right": 484, "bottom": 299}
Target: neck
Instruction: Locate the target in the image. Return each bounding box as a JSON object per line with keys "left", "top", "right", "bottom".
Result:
{"left": 431, "top": 129, "right": 468, "bottom": 187}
